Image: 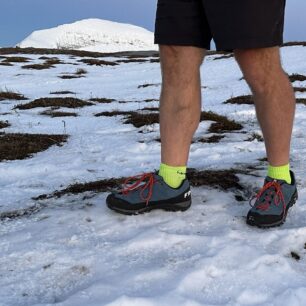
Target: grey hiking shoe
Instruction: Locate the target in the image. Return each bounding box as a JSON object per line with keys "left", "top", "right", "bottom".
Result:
{"left": 247, "top": 170, "right": 298, "bottom": 228}
{"left": 106, "top": 170, "right": 192, "bottom": 215}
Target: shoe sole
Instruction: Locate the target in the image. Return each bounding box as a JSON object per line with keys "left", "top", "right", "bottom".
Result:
{"left": 246, "top": 190, "right": 298, "bottom": 228}
{"left": 107, "top": 199, "right": 192, "bottom": 215}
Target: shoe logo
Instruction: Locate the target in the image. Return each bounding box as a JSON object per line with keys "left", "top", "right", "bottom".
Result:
{"left": 184, "top": 190, "right": 191, "bottom": 198}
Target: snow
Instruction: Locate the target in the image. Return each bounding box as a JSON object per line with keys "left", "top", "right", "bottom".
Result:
{"left": 0, "top": 45, "right": 306, "bottom": 305}
{"left": 16, "top": 18, "right": 157, "bottom": 52}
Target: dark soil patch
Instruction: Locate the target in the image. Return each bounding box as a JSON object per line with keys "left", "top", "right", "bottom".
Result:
{"left": 14, "top": 97, "right": 93, "bottom": 109}
{"left": 138, "top": 83, "right": 160, "bottom": 89}
{"left": 289, "top": 74, "right": 306, "bottom": 82}
{"left": 50, "top": 91, "right": 76, "bottom": 95}
{"left": 95, "top": 110, "right": 131, "bottom": 117}
{"left": 33, "top": 177, "right": 123, "bottom": 201}
{"left": 258, "top": 157, "right": 268, "bottom": 162}
{"left": 22, "top": 63, "right": 54, "bottom": 70}
{"left": 40, "top": 109, "right": 78, "bottom": 117}
{"left": 0, "top": 90, "right": 28, "bottom": 101}
{"left": 0, "top": 47, "right": 159, "bottom": 59}
{"left": 150, "top": 59, "right": 160, "bottom": 63}
{"left": 0, "top": 62, "right": 13, "bottom": 66}
{"left": 296, "top": 98, "right": 306, "bottom": 105}
{"left": 0, "top": 120, "right": 10, "bottom": 129}
{"left": 187, "top": 168, "right": 243, "bottom": 190}
{"left": 224, "top": 95, "right": 253, "bottom": 105}
{"left": 213, "top": 54, "right": 234, "bottom": 60}
{"left": 78, "top": 58, "right": 118, "bottom": 66}
{"left": 116, "top": 59, "right": 148, "bottom": 64}
{"left": 0, "top": 133, "right": 68, "bottom": 161}
{"left": 59, "top": 75, "right": 84, "bottom": 79}
{"left": 90, "top": 98, "right": 116, "bottom": 103}
{"left": 201, "top": 111, "right": 243, "bottom": 133}
{"left": 290, "top": 251, "right": 301, "bottom": 261}
{"left": 197, "top": 134, "right": 225, "bottom": 143}
{"left": 2, "top": 56, "right": 31, "bottom": 63}
{"left": 95, "top": 109, "right": 242, "bottom": 132}
{"left": 245, "top": 133, "right": 264, "bottom": 142}
{"left": 294, "top": 87, "right": 306, "bottom": 93}
{"left": 142, "top": 106, "right": 159, "bottom": 111}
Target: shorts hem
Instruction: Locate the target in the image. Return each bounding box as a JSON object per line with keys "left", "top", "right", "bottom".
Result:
{"left": 215, "top": 37, "right": 284, "bottom": 52}
{"left": 154, "top": 36, "right": 210, "bottom": 50}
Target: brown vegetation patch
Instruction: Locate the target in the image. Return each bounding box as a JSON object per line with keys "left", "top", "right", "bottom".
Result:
{"left": 289, "top": 74, "right": 306, "bottom": 82}
{"left": 0, "top": 90, "right": 28, "bottom": 101}
{"left": 0, "top": 121, "right": 10, "bottom": 129}
{"left": 33, "top": 177, "right": 123, "bottom": 201}
{"left": 0, "top": 62, "right": 13, "bottom": 66}
{"left": 294, "top": 87, "right": 306, "bottom": 93}
{"left": 213, "top": 54, "right": 234, "bottom": 60}
{"left": 197, "top": 135, "right": 225, "bottom": 143}
{"left": 14, "top": 97, "right": 93, "bottom": 110}
{"left": 0, "top": 133, "right": 68, "bottom": 161}
{"left": 95, "top": 109, "right": 242, "bottom": 131}
{"left": 22, "top": 63, "right": 53, "bottom": 70}
{"left": 3, "top": 56, "right": 31, "bottom": 63}
{"left": 59, "top": 75, "right": 84, "bottom": 79}
{"left": 50, "top": 91, "right": 76, "bottom": 95}
{"left": 150, "top": 59, "right": 160, "bottom": 63}
{"left": 78, "top": 58, "right": 118, "bottom": 66}
{"left": 0, "top": 47, "right": 159, "bottom": 59}
{"left": 138, "top": 83, "right": 160, "bottom": 89}
{"left": 116, "top": 59, "right": 148, "bottom": 64}
{"left": 187, "top": 168, "right": 243, "bottom": 190}
{"left": 201, "top": 111, "right": 243, "bottom": 133}
{"left": 40, "top": 109, "right": 78, "bottom": 117}
{"left": 224, "top": 95, "right": 253, "bottom": 105}
{"left": 296, "top": 98, "right": 306, "bottom": 105}
{"left": 89, "top": 98, "right": 116, "bottom": 103}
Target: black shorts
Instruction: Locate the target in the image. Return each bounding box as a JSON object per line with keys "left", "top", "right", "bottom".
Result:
{"left": 154, "top": 0, "right": 286, "bottom": 51}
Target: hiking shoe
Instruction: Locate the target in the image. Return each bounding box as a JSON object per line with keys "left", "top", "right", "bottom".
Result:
{"left": 106, "top": 170, "right": 192, "bottom": 215}
{"left": 247, "top": 170, "right": 298, "bottom": 228}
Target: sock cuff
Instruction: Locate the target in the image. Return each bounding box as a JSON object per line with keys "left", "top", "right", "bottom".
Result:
{"left": 160, "top": 163, "right": 187, "bottom": 175}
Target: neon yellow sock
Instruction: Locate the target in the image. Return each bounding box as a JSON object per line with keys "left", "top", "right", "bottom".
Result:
{"left": 268, "top": 163, "right": 291, "bottom": 184}
{"left": 158, "top": 163, "right": 187, "bottom": 188}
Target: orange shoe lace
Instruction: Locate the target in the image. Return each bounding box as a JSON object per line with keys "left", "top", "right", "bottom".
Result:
{"left": 120, "top": 172, "right": 159, "bottom": 206}
{"left": 249, "top": 180, "right": 286, "bottom": 218}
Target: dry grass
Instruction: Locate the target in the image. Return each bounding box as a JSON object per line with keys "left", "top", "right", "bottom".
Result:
{"left": 0, "top": 133, "right": 68, "bottom": 161}
{"left": 224, "top": 95, "right": 253, "bottom": 105}
{"left": 0, "top": 90, "right": 28, "bottom": 101}
{"left": 95, "top": 109, "right": 242, "bottom": 132}
{"left": 2, "top": 56, "right": 31, "bottom": 63}
{"left": 78, "top": 58, "right": 118, "bottom": 66}
{"left": 40, "top": 109, "right": 78, "bottom": 117}
{"left": 14, "top": 97, "right": 93, "bottom": 110}
{"left": 89, "top": 98, "right": 116, "bottom": 103}
{"left": 289, "top": 74, "right": 306, "bottom": 82}
{"left": 50, "top": 91, "right": 76, "bottom": 95}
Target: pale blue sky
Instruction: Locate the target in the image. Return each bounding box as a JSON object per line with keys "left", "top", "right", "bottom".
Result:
{"left": 0, "top": 0, "right": 305, "bottom": 47}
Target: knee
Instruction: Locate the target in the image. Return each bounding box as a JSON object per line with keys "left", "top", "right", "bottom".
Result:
{"left": 159, "top": 45, "right": 205, "bottom": 87}
{"left": 234, "top": 48, "right": 284, "bottom": 95}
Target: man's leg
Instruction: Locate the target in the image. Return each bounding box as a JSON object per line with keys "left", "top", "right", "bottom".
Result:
{"left": 234, "top": 47, "right": 296, "bottom": 183}
{"left": 158, "top": 45, "right": 205, "bottom": 188}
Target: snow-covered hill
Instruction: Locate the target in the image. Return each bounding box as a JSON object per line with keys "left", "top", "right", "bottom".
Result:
{"left": 17, "top": 18, "right": 157, "bottom": 52}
